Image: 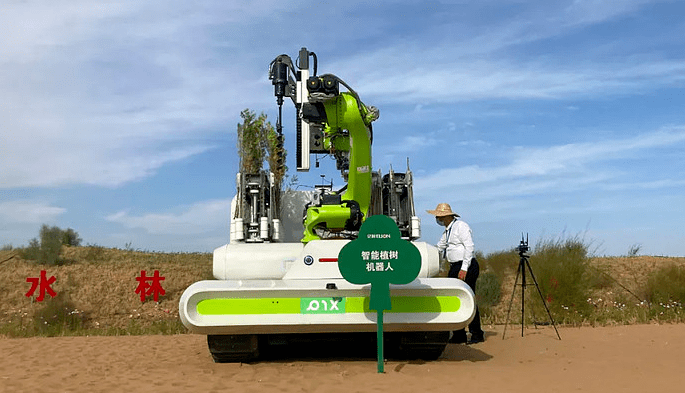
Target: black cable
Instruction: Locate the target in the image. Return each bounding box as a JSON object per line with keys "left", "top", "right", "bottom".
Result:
{"left": 269, "top": 55, "right": 296, "bottom": 82}
{"left": 588, "top": 265, "right": 647, "bottom": 306}
{"left": 317, "top": 73, "right": 372, "bottom": 122}
{"left": 310, "top": 52, "right": 318, "bottom": 76}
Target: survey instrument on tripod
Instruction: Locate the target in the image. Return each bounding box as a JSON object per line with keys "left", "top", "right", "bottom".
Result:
{"left": 503, "top": 234, "right": 561, "bottom": 340}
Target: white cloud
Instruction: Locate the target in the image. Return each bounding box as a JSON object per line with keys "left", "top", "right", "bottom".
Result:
{"left": 334, "top": 56, "right": 685, "bottom": 104}
{"left": 324, "top": 1, "right": 683, "bottom": 104}
{"left": 384, "top": 135, "right": 439, "bottom": 154}
{"left": 0, "top": 144, "right": 215, "bottom": 189}
{"left": 0, "top": 201, "right": 65, "bottom": 224}
{"left": 2, "top": 0, "right": 681, "bottom": 190}
{"left": 415, "top": 126, "right": 685, "bottom": 196}
{"left": 562, "top": 0, "right": 658, "bottom": 26}
{"left": 106, "top": 199, "right": 230, "bottom": 235}
{"left": 0, "top": 1, "right": 137, "bottom": 60}
{"left": 603, "top": 179, "right": 685, "bottom": 191}
{"left": 0, "top": 1, "right": 283, "bottom": 190}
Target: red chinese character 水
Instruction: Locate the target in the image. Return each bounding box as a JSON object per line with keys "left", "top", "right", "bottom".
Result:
{"left": 25, "top": 270, "right": 57, "bottom": 302}
{"left": 135, "top": 270, "right": 166, "bottom": 302}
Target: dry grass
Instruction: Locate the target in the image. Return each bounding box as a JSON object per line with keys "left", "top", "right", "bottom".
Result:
{"left": 0, "top": 247, "right": 211, "bottom": 337}
{"left": 2, "top": 247, "right": 684, "bottom": 337}
{"left": 486, "top": 255, "right": 685, "bottom": 327}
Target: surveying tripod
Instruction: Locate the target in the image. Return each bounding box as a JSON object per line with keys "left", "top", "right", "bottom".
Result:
{"left": 503, "top": 235, "right": 561, "bottom": 340}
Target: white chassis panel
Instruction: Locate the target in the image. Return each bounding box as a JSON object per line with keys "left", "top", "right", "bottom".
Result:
{"left": 179, "top": 278, "right": 475, "bottom": 335}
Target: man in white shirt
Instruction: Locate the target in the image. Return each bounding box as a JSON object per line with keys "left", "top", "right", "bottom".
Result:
{"left": 428, "top": 203, "right": 484, "bottom": 344}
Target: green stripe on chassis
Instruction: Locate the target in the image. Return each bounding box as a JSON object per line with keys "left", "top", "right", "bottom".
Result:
{"left": 197, "top": 296, "right": 460, "bottom": 315}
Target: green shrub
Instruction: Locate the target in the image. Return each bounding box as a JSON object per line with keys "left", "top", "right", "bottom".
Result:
{"left": 237, "top": 109, "right": 267, "bottom": 173}
{"left": 645, "top": 264, "right": 685, "bottom": 304}
{"left": 1, "top": 243, "right": 13, "bottom": 251}
{"left": 38, "top": 225, "right": 63, "bottom": 265}
{"left": 476, "top": 272, "right": 501, "bottom": 306}
{"left": 32, "top": 293, "right": 88, "bottom": 336}
{"left": 481, "top": 249, "right": 518, "bottom": 281}
{"left": 476, "top": 271, "right": 502, "bottom": 320}
{"left": 627, "top": 244, "right": 641, "bottom": 257}
{"left": 528, "top": 236, "right": 593, "bottom": 318}
{"left": 586, "top": 267, "right": 614, "bottom": 290}
{"left": 61, "top": 228, "right": 82, "bottom": 246}
{"left": 20, "top": 238, "right": 42, "bottom": 261}
{"left": 19, "top": 225, "right": 83, "bottom": 265}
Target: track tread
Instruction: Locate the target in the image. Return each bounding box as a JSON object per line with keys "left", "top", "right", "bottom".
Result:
{"left": 207, "top": 334, "right": 259, "bottom": 363}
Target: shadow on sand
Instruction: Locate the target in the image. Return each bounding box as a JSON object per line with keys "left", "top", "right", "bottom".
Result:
{"left": 251, "top": 331, "right": 495, "bottom": 363}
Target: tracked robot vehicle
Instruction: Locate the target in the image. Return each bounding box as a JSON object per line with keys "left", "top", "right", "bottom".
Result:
{"left": 179, "top": 48, "right": 476, "bottom": 362}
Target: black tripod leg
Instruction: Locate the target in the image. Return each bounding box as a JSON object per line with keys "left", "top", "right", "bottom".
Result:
{"left": 524, "top": 259, "right": 562, "bottom": 340}
{"left": 520, "top": 259, "right": 525, "bottom": 337}
{"left": 502, "top": 260, "right": 522, "bottom": 340}
{"left": 528, "top": 282, "right": 539, "bottom": 330}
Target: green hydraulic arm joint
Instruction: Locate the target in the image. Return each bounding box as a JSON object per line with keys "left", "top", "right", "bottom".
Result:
{"left": 302, "top": 92, "right": 375, "bottom": 243}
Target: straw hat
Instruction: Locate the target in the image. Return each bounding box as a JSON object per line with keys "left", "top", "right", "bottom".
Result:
{"left": 426, "top": 203, "right": 460, "bottom": 217}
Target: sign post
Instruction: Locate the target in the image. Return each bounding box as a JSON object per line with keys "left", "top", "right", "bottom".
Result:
{"left": 338, "top": 215, "right": 421, "bottom": 373}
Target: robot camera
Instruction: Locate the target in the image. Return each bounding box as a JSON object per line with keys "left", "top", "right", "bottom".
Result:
{"left": 307, "top": 75, "right": 339, "bottom": 96}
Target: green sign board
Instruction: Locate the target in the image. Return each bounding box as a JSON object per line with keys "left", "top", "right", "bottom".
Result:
{"left": 338, "top": 214, "right": 421, "bottom": 372}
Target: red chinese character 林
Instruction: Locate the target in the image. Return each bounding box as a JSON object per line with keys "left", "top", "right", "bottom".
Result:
{"left": 135, "top": 270, "right": 165, "bottom": 302}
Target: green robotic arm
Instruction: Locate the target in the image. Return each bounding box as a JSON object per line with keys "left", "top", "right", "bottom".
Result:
{"left": 301, "top": 91, "right": 377, "bottom": 243}
{"left": 269, "top": 49, "right": 378, "bottom": 243}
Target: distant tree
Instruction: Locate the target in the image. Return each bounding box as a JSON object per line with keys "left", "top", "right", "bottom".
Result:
{"left": 40, "top": 225, "right": 64, "bottom": 265}
{"left": 20, "top": 225, "right": 83, "bottom": 265}
{"left": 20, "top": 238, "right": 40, "bottom": 261}
{"left": 61, "top": 228, "right": 82, "bottom": 247}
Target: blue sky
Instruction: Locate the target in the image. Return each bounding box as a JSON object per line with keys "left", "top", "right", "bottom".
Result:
{"left": 1, "top": 0, "right": 684, "bottom": 256}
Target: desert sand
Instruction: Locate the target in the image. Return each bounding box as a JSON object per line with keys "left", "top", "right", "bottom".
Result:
{"left": 1, "top": 324, "right": 684, "bottom": 393}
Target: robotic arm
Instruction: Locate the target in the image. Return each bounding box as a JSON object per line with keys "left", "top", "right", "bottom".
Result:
{"left": 269, "top": 48, "right": 379, "bottom": 243}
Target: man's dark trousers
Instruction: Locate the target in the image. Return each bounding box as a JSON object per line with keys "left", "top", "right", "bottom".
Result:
{"left": 448, "top": 257, "right": 484, "bottom": 341}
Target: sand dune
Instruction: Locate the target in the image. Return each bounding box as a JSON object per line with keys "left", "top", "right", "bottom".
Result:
{"left": 1, "top": 324, "right": 684, "bottom": 393}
